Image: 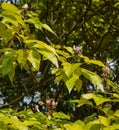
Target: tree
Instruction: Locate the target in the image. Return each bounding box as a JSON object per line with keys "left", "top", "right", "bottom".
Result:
{"left": 0, "top": 1, "right": 119, "bottom": 129}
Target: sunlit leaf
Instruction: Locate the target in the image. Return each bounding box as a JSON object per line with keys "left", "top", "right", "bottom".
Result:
{"left": 99, "top": 116, "right": 109, "bottom": 127}
{"left": 42, "top": 23, "right": 57, "bottom": 36}
{"left": 0, "top": 51, "right": 17, "bottom": 82}
{"left": 81, "top": 68, "right": 104, "bottom": 92}
{"left": 63, "top": 74, "right": 79, "bottom": 93}
{"left": 2, "top": 2, "right": 19, "bottom": 14}
{"left": 16, "top": 50, "right": 28, "bottom": 68}
{"left": 80, "top": 55, "right": 107, "bottom": 67}
{"left": 27, "top": 50, "right": 41, "bottom": 71}
{"left": 64, "top": 121, "right": 84, "bottom": 130}
{"left": 25, "top": 40, "right": 58, "bottom": 57}
{"left": 37, "top": 49, "right": 59, "bottom": 68}
{"left": 75, "top": 79, "right": 82, "bottom": 92}
{"left": 92, "top": 94, "right": 110, "bottom": 106}
{"left": 82, "top": 93, "right": 110, "bottom": 106}
{"left": 62, "top": 62, "right": 72, "bottom": 77}
{"left": 0, "top": 22, "right": 13, "bottom": 43}
{"left": 114, "top": 110, "right": 119, "bottom": 117}
{"left": 52, "top": 112, "right": 70, "bottom": 120}
{"left": 25, "top": 17, "right": 42, "bottom": 30}
{"left": 62, "top": 62, "right": 80, "bottom": 78}
{"left": 64, "top": 46, "right": 74, "bottom": 54}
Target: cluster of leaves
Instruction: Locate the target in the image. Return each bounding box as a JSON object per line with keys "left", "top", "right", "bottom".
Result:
{"left": 1, "top": 100, "right": 119, "bottom": 130}
{"left": 0, "top": 1, "right": 119, "bottom": 130}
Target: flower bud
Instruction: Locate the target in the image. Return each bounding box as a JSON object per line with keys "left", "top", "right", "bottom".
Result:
{"left": 22, "top": 4, "right": 28, "bottom": 10}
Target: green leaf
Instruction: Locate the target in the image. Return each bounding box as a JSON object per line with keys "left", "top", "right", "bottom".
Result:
{"left": 1, "top": 11, "right": 26, "bottom": 28}
{"left": 82, "top": 93, "right": 93, "bottom": 99}
{"left": 25, "top": 17, "right": 42, "bottom": 30}
{"left": 81, "top": 68, "right": 104, "bottom": 92}
{"left": 0, "top": 51, "right": 17, "bottom": 82}
{"left": 62, "top": 62, "right": 72, "bottom": 77}
{"left": 16, "top": 50, "right": 28, "bottom": 68}
{"left": 99, "top": 116, "right": 109, "bottom": 127}
{"left": 27, "top": 50, "right": 41, "bottom": 71}
{"left": 1, "top": 12, "right": 18, "bottom": 26}
{"left": 37, "top": 49, "right": 59, "bottom": 68}
{"left": 114, "top": 110, "right": 119, "bottom": 117}
{"left": 1, "top": 3, "right": 26, "bottom": 28}
{"left": 75, "top": 79, "right": 82, "bottom": 92}
{"left": 23, "top": 120, "right": 40, "bottom": 126}
{"left": 0, "top": 113, "right": 10, "bottom": 124}
{"left": 80, "top": 55, "right": 107, "bottom": 67}
{"left": 56, "top": 50, "right": 70, "bottom": 58}
{"left": 52, "top": 112, "right": 70, "bottom": 120}
{"left": 84, "top": 120, "right": 101, "bottom": 130}
{"left": 92, "top": 94, "right": 110, "bottom": 106}
{"left": 25, "top": 40, "right": 59, "bottom": 67}
{"left": 107, "top": 79, "right": 119, "bottom": 92}
{"left": 42, "top": 23, "right": 57, "bottom": 36}
{"left": 51, "top": 68, "right": 64, "bottom": 83}
{"left": 25, "top": 40, "right": 58, "bottom": 57}
{"left": 62, "top": 62, "right": 80, "bottom": 78}
{"left": 2, "top": 2, "right": 19, "bottom": 15}
{"left": 63, "top": 74, "right": 79, "bottom": 93}
{"left": 9, "top": 116, "right": 28, "bottom": 130}
{"left": 25, "top": 17, "right": 56, "bottom": 35}
{"left": 0, "top": 121, "right": 7, "bottom": 130}
{"left": 82, "top": 93, "right": 110, "bottom": 106}
{"left": 64, "top": 46, "right": 74, "bottom": 54}
{"left": 0, "top": 22, "right": 13, "bottom": 42}
{"left": 64, "top": 121, "right": 84, "bottom": 130}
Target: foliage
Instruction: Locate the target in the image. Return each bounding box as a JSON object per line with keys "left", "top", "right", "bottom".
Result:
{"left": 0, "top": 1, "right": 119, "bottom": 130}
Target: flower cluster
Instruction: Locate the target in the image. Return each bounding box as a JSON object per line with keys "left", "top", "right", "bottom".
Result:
{"left": 73, "top": 45, "right": 83, "bottom": 55}
{"left": 38, "top": 98, "right": 58, "bottom": 119}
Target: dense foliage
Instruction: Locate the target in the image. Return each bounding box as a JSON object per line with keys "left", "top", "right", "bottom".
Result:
{"left": 0, "top": 0, "right": 119, "bottom": 129}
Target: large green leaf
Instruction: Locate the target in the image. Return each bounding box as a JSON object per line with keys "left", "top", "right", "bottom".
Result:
{"left": 64, "top": 120, "right": 84, "bottom": 130}
{"left": 1, "top": 3, "right": 26, "bottom": 28}
{"left": 84, "top": 119, "right": 101, "bottom": 130}
{"left": 37, "top": 49, "right": 59, "bottom": 68}
{"left": 62, "top": 62, "right": 72, "bottom": 77}
{"left": 0, "top": 51, "right": 17, "bottom": 82}
{"left": 92, "top": 94, "right": 110, "bottom": 106}
{"left": 62, "top": 63, "right": 81, "bottom": 92}
{"left": 1, "top": 11, "right": 26, "bottom": 28}
{"left": 1, "top": 2, "right": 19, "bottom": 15}
{"left": 1, "top": 12, "right": 18, "bottom": 26}
{"left": 16, "top": 49, "right": 28, "bottom": 68}
{"left": 41, "top": 23, "right": 57, "bottom": 36}
{"left": 25, "top": 40, "right": 59, "bottom": 67}
{"left": 75, "top": 79, "right": 82, "bottom": 92}
{"left": 64, "top": 46, "right": 74, "bottom": 54}
{"left": 0, "top": 22, "right": 13, "bottom": 43}
{"left": 25, "top": 40, "right": 58, "bottom": 57}
{"left": 80, "top": 55, "right": 107, "bottom": 67}
{"left": 114, "top": 110, "right": 119, "bottom": 117}
{"left": 25, "top": 17, "right": 42, "bottom": 30}
{"left": 51, "top": 68, "right": 64, "bottom": 83}
{"left": 52, "top": 112, "right": 70, "bottom": 120}
{"left": 62, "top": 62, "right": 80, "bottom": 78}
{"left": 63, "top": 73, "right": 79, "bottom": 93}
{"left": 56, "top": 50, "right": 70, "bottom": 58}
{"left": 25, "top": 17, "right": 56, "bottom": 35}
{"left": 99, "top": 116, "right": 110, "bottom": 127}
{"left": 0, "top": 121, "right": 7, "bottom": 130}
{"left": 27, "top": 50, "right": 41, "bottom": 71}
{"left": 81, "top": 68, "right": 104, "bottom": 92}
{"left": 81, "top": 93, "right": 111, "bottom": 106}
